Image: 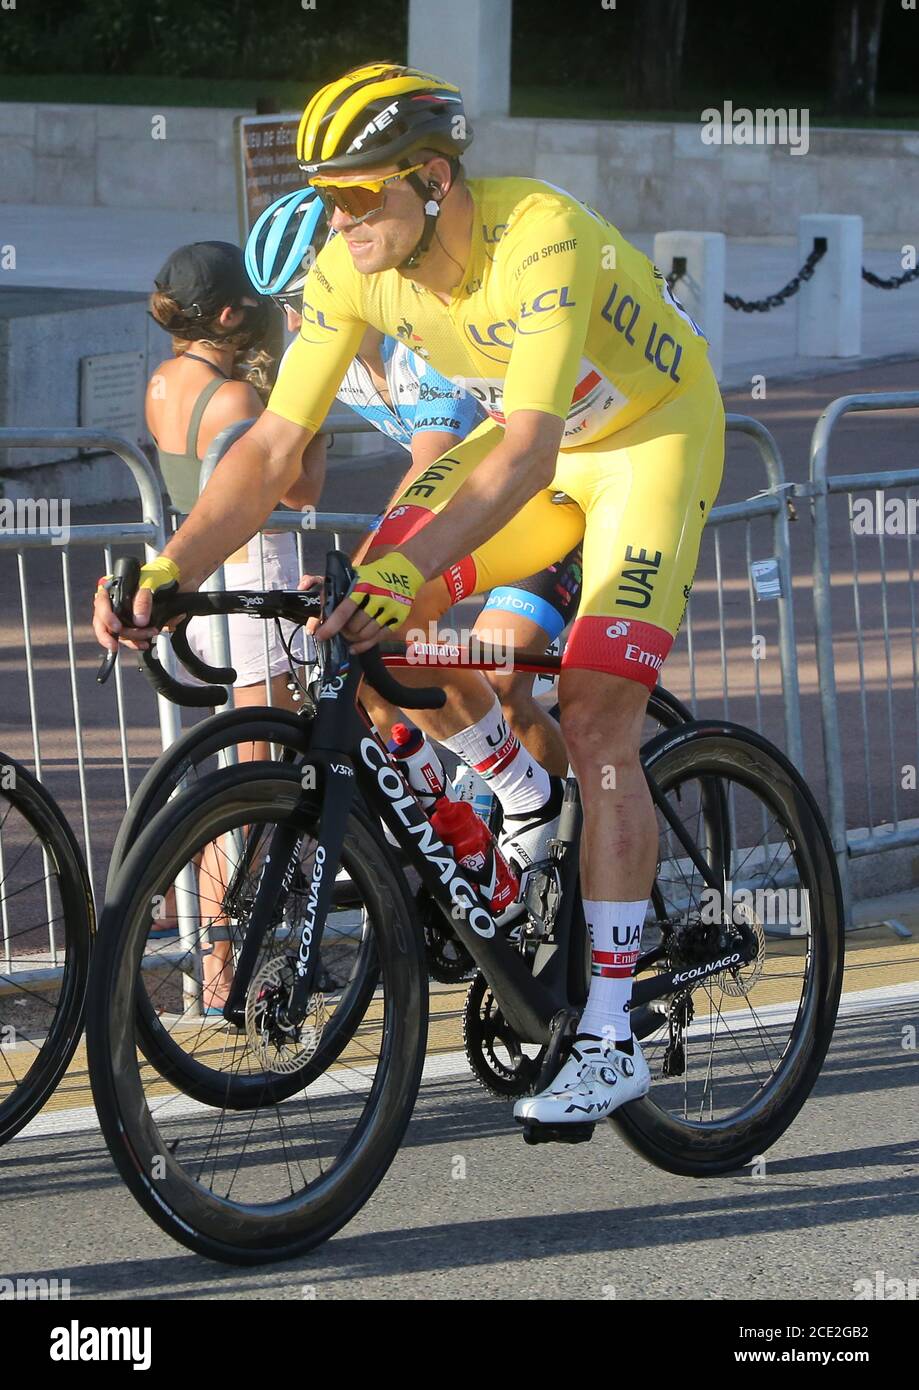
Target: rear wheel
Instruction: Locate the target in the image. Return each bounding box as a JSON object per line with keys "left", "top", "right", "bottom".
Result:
{"left": 87, "top": 764, "right": 428, "bottom": 1264}
{"left": 613, "top": 722, "right": 843, "bottom": 1175}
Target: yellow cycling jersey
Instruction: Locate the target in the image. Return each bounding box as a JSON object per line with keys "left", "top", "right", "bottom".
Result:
{"left": 269, "top": 176, "right": 711, "bottom": 446}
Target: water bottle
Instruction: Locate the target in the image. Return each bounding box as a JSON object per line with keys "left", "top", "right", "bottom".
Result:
{"left": 388, "top": 723, "right": 454, "bottom": 812}
{"left": 430, "top": 797, "right": 519, "bottom": 915}
{"left": 449, "top": 764, "right": 495, "bottom": 823}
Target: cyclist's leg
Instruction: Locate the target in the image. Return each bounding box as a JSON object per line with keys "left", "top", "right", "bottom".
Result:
{"left": 516, "top": 370, "right": 725, "bottom": 1123}
{"left": 559, "top": 373, "right": 725, "bottom": 1028}
{"left": 366, "top": 421, "right": 584, "bottom": 749}
{"left": 366, "top": 421, "right": 583, "bottom": 838}
{"left": 473, "top": 542, "right": 583, "bottom": 775}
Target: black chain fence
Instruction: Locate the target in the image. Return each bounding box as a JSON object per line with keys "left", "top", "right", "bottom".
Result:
{"left": 861, "top": 264, "right": 919, "bottom": 290}
{"left": 666, "top": 239, "right": 919, "bottom": 313}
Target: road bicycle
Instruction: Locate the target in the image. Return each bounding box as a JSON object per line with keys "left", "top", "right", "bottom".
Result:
{"left": 87, "top": 552, "right": 844, "bottom": 1264}
{"left": 0, "top": 754, "right": 94, "bottom": 1144}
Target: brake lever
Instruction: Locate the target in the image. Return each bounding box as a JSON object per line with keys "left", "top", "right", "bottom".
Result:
{"left": 96, "top": 556, "right": 141, "bottom": 685}
{"left": 319, "top": 550, "right": 446, "bottom": 711}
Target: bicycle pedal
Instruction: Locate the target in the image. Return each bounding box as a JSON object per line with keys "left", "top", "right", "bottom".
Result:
{"left": 519, "top": 1119, "right": 595, "bottom": 1146}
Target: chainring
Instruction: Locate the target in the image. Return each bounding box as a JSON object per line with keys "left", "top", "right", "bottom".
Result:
{"left": 244, "top": 953, "right": 329, "bottom": 1074}
{"left": 417, "top": 888, "right": 476, "bottom": 984}
{"left": 462, "top": 971, "right": 545, "bottom": 1098}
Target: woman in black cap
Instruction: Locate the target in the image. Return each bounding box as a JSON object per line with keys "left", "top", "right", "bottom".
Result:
{"left": 147, "top": 239, "right": 322, "bottom": 706}
{"left": 146, "top": 241, "right": 325, "bottom": 1010}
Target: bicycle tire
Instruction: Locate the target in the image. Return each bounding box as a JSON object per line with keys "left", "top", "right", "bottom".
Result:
{"left": 102, "top": 706, "right": 378, "bottom": 1107}
{"left": 87, "top": 763, "right": 429, "bottom": 1264}
{"left": 127, "top": 764, "right": 394, "bottom": 1109}
{"left": 0, "top": 757, "right": 94, "bottom": 1144}
{"left": 611, "top": 721, "right": 844, "bottom": 1176}
{"left": 106, "top": 706, "right": 312, "bottom": 898}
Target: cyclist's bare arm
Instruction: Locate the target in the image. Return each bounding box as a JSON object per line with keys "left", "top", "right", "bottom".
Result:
{"left": 319, "top": 410, "right": 563, "bottom": 645}
{"left": 93, "top": 409, "right": 313, "bottom": 652}
{"left": 351, "top": 427, "right": 464, "bottom": 566}
{"left": 281, "top": 432, "right": 327, "bottom": 512}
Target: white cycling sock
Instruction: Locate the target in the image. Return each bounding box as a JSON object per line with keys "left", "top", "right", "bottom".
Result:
{"left": 578, "top": 899, "right": 647, "bottom": 1047}
{"left": 441, "top": 697, "right": 550, "bottom": 815}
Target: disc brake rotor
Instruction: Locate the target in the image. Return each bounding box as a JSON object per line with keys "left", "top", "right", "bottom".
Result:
{"left": 718, "top": 904, "right": 766, "bottom": 998}
{"left": 244, "top": 954, "right": 329, "bottom": 1074}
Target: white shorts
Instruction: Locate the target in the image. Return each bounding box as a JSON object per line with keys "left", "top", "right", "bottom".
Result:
{"left": 181, "top": 533, "right": 310, "bottom": 691}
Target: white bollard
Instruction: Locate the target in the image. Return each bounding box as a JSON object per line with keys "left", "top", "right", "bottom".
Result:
{"left": 653, "top": 231, "right": 726, "bottom": 381}
{"left": 408, "top": 0, "right": 511, "bottom": 118}
{"left": 796, "top": 214, "right": 862, "bottom": 357}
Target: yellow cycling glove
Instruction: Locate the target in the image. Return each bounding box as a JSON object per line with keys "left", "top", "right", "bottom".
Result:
{"left": 348, "top": 551, "right": 424, "bottom": 629}
{"left": 97, "top": 556, "right": 180, "bottom": 600}
{"left": 138, "top": 556, "right": 181, "bottom": 592}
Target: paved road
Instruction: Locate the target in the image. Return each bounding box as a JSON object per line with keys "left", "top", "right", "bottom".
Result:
{"left": 2, "top": 988, "right": 917, "bottom": 1300}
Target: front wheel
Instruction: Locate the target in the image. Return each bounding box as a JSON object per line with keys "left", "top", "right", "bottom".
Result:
{"left": 87, "top": 764, "right": 428, "bottom": 1264}
{"left": 612, "top": 722, "right": 844, "bottom": 1176}
{"left": 0, "top": 758, "right": 94, "bottom": 1144}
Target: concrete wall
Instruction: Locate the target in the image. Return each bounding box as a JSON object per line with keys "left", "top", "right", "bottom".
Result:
{"left": 467, "top": 118, "right": 919, "bottom": 239}
{"left": 1, "top": 101, "right": 917, "bottom": 236}
{"left": 0, "top": 103, "right": 241, "bottom": 213}
{"left": 0, "top": 288, "right": 171, "bottom": 503}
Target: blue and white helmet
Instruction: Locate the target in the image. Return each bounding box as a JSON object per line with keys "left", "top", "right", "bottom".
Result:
{"left": 244, "top": 188, "right": 329, "bottom": 301}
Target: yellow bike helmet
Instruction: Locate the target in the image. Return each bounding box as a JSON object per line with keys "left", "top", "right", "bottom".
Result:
{"left": 297, "top": 62, "right": 472, "bottom": 176}
{"left": 297, "top": 63, "right": 472, "bottom": 270}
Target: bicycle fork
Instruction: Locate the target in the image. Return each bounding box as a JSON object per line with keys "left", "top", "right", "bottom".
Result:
{"left": 223, "top": 756, "right": 355, "bottom": 1027}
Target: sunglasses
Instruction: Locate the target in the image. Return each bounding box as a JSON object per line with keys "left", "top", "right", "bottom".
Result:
{"left": 309, "top": 163, "right": 425, "bottom": 225}
{"left": 272, "top": 289, "right": 303, "bottom": 315}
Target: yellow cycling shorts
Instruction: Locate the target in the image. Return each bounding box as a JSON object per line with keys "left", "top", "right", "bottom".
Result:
{"left": 372, "top": 367, "right": 725, "bottom": 689}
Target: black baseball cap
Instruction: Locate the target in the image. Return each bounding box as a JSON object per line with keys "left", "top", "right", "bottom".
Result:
{"left": 153, "top": 241, "right": 255, "bottom": 318}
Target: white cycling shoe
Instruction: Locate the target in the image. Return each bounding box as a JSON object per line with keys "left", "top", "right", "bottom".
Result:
{"left": 514, "top": 1034, "right": 651, "bottom": 1125}
{"left": 498, "top": 776, "right": 564, "bottom": 878}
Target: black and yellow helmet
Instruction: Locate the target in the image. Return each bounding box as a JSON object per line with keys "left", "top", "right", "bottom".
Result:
{"left": 297, "top": 62, "right": 472, "bottom": 176}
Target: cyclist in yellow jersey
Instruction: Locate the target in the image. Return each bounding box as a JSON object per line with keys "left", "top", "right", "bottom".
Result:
{"left": 93, "top": 63, "right": 725, "bottom": 1128}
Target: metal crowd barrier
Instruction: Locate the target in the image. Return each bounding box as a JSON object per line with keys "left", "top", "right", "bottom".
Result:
{"left": 676, "top": 414, "right": 803, "bottom": 767}
{"left": 0, "top": 428, "right": 182, "bottom": 898}
{"left": 808, "top": 391, "right": 919, "bottom": 922}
